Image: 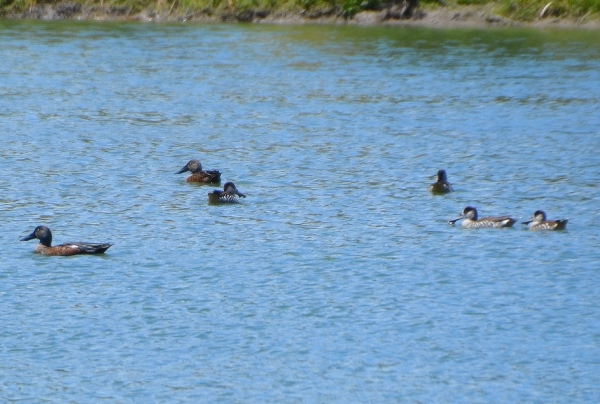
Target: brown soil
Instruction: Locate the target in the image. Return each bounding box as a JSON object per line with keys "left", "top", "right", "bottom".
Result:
{"left": 6, "top": 2, "right": 600, "bottom": 30}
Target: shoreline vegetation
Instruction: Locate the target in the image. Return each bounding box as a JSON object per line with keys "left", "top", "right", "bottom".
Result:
{"left": 2, "top": 0, "right": 600, "bottom": 29}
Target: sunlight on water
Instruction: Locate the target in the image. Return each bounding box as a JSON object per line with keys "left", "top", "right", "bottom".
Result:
{"left": 1, "top": 21, "right": 600, "bottom": 402}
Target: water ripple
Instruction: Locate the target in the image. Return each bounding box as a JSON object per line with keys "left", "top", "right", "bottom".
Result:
{"left": 1, "top": 21, "right": 600, "bottom": 403}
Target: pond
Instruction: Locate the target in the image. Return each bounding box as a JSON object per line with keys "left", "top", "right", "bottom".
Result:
{"left": 1, "top": 21, "right": 599, "bottom": 402}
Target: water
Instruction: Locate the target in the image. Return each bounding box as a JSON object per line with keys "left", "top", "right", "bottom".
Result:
{"left": 1, "top": 21, "right": 600, "bottom": 402}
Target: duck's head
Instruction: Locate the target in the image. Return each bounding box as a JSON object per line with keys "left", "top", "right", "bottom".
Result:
{"left": 223, "top": 182, "right": 246, "bottom": 198}
{"left": 437, "top": 169, "right": 448, "bottom": 183}
{"left": 522, "top": 210, "right": 547, "bottom": 225}
{"left": 176, "top": 159, "right": 202, "bottom": 174}
{"left": 448, "top": 205, "right": 477, "bottom": 225}
{"left": 21, "top": 225, "right": 53, "bottom": 247}
{"left": 461, "top": 206, "right": 478, "bottom": 220}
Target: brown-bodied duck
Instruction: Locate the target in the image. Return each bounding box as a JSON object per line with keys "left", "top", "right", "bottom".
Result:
{"left": 21, "top": 226, "right": 113, "bottom": 256}
{"left": 176, "top": 159, "right": 221, "bottom": 183}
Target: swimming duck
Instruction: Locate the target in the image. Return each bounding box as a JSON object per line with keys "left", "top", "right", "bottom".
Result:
{"left": 21, "top": 226, "right": 113, "bottom": 256}
{"left": 208, "top": 182, "right": 246, "bottom": 204}
{"left": 522, "top": 210, "right": 568, "bottom": 231}
{"left": 428, "top": 169, "right": 453, "bottom": 194}
{"left": 176, "top": 159, "right": 221, "bottom": 183}
{"left": 448, "top": 206, "right": 517, "bottom": 228}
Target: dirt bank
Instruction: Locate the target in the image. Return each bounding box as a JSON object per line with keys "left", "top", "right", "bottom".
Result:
{"left": 6, "top": 2, "right": 600, "bottom": 29}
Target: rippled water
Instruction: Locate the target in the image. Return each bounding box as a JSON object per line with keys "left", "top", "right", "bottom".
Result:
{"left": 1, "top": 21, "right": 600, "bottom": 402}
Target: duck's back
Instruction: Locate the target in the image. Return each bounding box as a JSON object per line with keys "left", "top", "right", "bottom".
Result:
{"left": 35, "top": 242, "right": 113, "bottom": 256}
{"left": 428, "top": 182, "right": 453, "bottom": 194}
{"left": 187, "top": 170, "right": 221, "bottom": 183}
{"left": 72, "top": 242, "right": 113, "bottom": 254}
{"left": 531, "top": 219, "right": 568, "bottom": 231}
{"left": 463, "top": 216, "right": 516, "bottom": 229}
{"left": 208, "top": 191, "right": 239, "bottom": 204}
{"left": 480, "top": 216, "right": 517, "bottom": 228}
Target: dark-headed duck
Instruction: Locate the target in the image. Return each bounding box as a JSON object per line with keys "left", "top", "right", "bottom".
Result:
{"left": 428, "top": 169, "right": 453, "bottom": 194}
{"left": 522, "top": 210, "right": 568, "bottom": 231}
{"left": 208, "top": 182, "right": 246, "bottom": 204}
{"left": 176, "top": 159, "right": 221, "bottom": 183}
{"left": 449, "top": 206, "right": 517, "bottom": 229}
{"left": 21, "top": 226, "right": 113, "bottom": 256}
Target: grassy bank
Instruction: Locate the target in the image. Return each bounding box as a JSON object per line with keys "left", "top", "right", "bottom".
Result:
{"left": 490, "top": 0, "right": 600, "bottom": 21}
{"left": 2, "top": 0, "right": 600, "bottom": 24}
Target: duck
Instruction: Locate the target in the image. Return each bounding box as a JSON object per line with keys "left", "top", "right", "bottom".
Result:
{"left": 428, "top": 169, "right": 453, "bottom": 194}
{"left": 176, "top": 159, "right": 221, "bottom": 183}
{"left": 208, "top": 182, "right": 246, "bottom": 204}
{"left": 522, "top": 210, "right": 568, "bottom": 231}
{"left": 21, "top": 226, "right": 113, "bottom": 256}
{"left": 448, "top": 206, "right": 517, "bottom": 228}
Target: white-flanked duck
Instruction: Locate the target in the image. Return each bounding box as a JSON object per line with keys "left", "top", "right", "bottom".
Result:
{"left": 208, "top": 182, "right": 246, "bottom": 204}
{"left": 522, "top": 210, "right": 568, "bottom": 231}
{"left": 449, "top": 206, "right": 517, "bottom": 229}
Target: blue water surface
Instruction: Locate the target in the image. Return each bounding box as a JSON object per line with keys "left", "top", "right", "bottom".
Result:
{"left": 1, "top": 21, "right": 600, "bottom": 402}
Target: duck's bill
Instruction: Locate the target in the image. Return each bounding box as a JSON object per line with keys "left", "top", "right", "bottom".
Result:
{"left": 448, "top": 217, "right": 462, "bottom": 225}
{"left": 521, "top": 220, "right": 532, "bottom": 225}
{"left": 175, "top": 166, "right": 188, "bottom": 174}
{"left": 237, "top": 192, "right": 246, "bottom": 198}
{"left": 21, "top": 232, "right": 36, "bottom": 241}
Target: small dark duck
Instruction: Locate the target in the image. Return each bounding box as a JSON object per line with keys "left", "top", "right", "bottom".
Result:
{"left": 208, "top": 182, "right": 246, "bottom": 204}
{"left": 176, "top": 159, "right": 221, "bottom": 183}
{"left": 21, "top": 225, "right": 113, "bottom": 256}
{"left": 522, "top": 210, "right": 568, "bottom": 231}
{"left": 428, "top": 169, "right": 453, "bottom": 194}
{"left": 449, "top": 206, "right": 517, "bottom": 229}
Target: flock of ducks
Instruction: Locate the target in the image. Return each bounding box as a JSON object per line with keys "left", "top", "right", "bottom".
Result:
{"left": 429, "top": 169, "right": 569, "bottom": 231}
{"left": 20, "top": 165, "right": 567, "bottom": 256}
{"left": 20, "top": 158, "right": 246, "bottom": 256}
{"left": 176, "top": 159, "right": 247, "bottom": 203}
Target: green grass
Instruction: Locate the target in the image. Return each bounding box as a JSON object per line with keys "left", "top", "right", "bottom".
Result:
{"left": 456, "top": 0, "right": 488, "bottom": 4}
{"left": 495, "top": 0, "right": 600, "bottom": 20}
{"left": 2, "top": 0, "right": 600, "bottom": 21}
